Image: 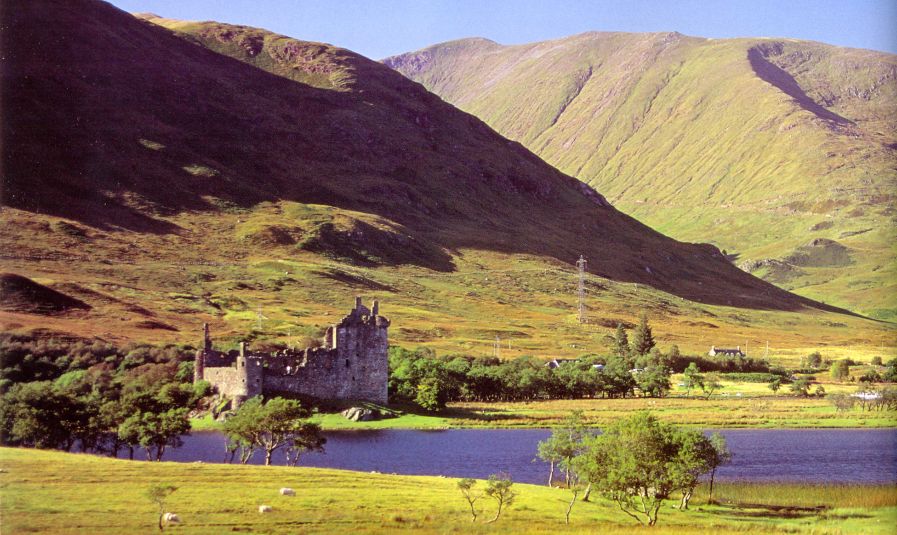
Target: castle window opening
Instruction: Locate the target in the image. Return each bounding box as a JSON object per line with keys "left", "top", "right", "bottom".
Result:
{"left": 345, "top": 359, "right": 350, "bottom": 368}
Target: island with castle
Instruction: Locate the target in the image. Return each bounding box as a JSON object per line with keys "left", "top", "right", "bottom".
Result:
{"left": 193, "top": 297, "right": 389, "bottom": 407}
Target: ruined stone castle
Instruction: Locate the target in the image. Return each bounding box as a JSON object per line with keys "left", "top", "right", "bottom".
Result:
{"left": 194, "top": 298, "right": 389, "bottom": 406}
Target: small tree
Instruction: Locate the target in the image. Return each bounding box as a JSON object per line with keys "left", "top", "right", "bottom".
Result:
{"left": 828, "top": 393, "right": 856, "bottom": 413}
{"left": 629, "top": 313, "right": 656, "bottom": 357}
{"left": 536, "top": 410, "right": 587, "bottom": 487}
{"left": 682, "top": 363, "right": 703, "bottom": 397}
{"left": 484, "top": 473, "right": 516, "bottom": 523}
{"left": 613, "top": 324, "right": 630, "bottom": 359}
{"left": 705, "top": 432, "right": 732, "bottom": 504}
{"left": 146, "top": 484, "right": 177, "bottom": 531}
{"left": 564, "top": 480, "right": 584, "bottom": 525}
{"left": 119, "top": 408, "right": 190, "bottom": 461}
{"left": 222, "top": 397, "right": 324, "bottom": 466}
{"left": 831, "top": 360, "right": 850, "bottom": 381}
{"left": 806, "top": 352, "right": 823, "bottom": 369}
{"left": 767, "top": 376, "right": 782, "bottom": 393}
{"left": 415, "top": 378, "right": 442, "bottom": 412}
{"left": 572, "top": 412, "right": 673, "bottom": 526}
{"left": 790, "top": 377, "right": 811, "bottom": 397}
{"left": 702, "top": 372, "right": 722, "bottom": 399}
{"left": 457, "top": 478, "right": 482, "bottom": 522}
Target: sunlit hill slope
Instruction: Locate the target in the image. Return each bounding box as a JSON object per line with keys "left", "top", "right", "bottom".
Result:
{"left": 385, "top": 33, "right": 897, "bottom": 319}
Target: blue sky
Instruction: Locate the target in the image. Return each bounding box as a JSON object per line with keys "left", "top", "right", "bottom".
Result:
{"left": 110, "top": 0, "right": 897, "bottom": 58}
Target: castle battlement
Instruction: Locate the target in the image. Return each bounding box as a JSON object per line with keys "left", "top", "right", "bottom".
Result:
{"left": 195, "top": 298, "right": 389, "bottom": 407}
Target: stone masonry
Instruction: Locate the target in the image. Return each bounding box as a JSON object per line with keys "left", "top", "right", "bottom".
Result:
{"left": 194, "top": 298, "right": 389, "bottom": 406}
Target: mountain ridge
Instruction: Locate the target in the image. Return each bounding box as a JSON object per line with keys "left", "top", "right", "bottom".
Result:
{"left": 384, "top": 33, "right": 897, "bottom": 318}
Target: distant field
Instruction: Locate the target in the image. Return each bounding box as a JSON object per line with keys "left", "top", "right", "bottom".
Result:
{"left": 188, "top": 378, "right": 897, "bottom": 431}
{"left": 1, "top": 447, "right": 895, "bottom": 534}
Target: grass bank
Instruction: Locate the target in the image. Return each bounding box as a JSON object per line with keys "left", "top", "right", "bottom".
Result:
{"left": 1, "top": 447, "right": 894, "bottom": 534}
{"left": 193, "top": 392, "right": 897, "bottom": 432}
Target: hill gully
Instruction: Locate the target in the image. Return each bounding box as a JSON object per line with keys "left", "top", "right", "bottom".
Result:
{"left": 122, "top": 428, "right": 897, "bottom": 485}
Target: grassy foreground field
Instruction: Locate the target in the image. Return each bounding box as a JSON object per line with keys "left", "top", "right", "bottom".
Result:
{"left": 1, "top": 447, "right": 895, "bottom": 534}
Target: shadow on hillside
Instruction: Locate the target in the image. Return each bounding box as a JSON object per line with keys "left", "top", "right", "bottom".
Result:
{"left": 748, "top": 44, "right": 854, "bottom": 126}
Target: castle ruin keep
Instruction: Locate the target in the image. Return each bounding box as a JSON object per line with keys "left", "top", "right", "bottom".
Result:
{"left": 194, "top": 297, "right": 389, "bottom": 406}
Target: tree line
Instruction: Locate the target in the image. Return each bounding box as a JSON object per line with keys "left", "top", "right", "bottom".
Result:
{"left": 389, "top": 315, "right": 780, "bottom": 410}
{"left": 0, "top": 334, "right": 325, "bottom": 465}
{"left": 0, "top": 333, "right": 205, "bottom": 460}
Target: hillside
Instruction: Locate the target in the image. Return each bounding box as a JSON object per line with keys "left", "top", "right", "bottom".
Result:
{"left": 384, "top": 33, "right": 897, "bottom": 319}
{"left": 0, "top": 0, "right": 890, "bottom": 359}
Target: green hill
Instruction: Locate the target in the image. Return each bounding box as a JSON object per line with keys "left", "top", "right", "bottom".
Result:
{"left": 0, "top": 0, "right": 890, "bottom": 359}
{"left": 384, "top": 33, "right": 897, "bottom": 319}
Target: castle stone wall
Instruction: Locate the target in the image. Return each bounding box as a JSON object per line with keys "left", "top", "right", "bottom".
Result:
{"left": 196, "top": 298, "right": 389, "bottom": 406}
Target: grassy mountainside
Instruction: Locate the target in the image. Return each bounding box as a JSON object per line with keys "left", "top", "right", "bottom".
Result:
{"left": 0, "top": 1, "right": 891, "bottom": 359}
{"left": 385, "top": 33, "right": 897, "bottom": 319}
{"left": 2, "top": 447, "right": 896, "bottom": 534}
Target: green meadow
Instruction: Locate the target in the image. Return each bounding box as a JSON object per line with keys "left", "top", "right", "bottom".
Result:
{"left": 1, "top": 447, "right": 895, "bottom": 534}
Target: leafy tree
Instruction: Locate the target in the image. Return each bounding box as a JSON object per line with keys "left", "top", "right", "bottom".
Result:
{"left": 536, "top": 410, "right": 588, "bottom": 487}
{"left": 613, "top": 324, "right": 630, "bottom": 359}
{"left": 0, "top": 381, "right": 84, "bottom": 450}
{"left": 636, "top": 366, "right": 671, "bottom": 398}
{"left": 571, "top": 412, "right": 724, "bottom": 526}
{"left": 629, "top": 313, "right": 656, "bottom": 357}
{"left": 483, "top": 473, "right": 516, "bottom": 524}
{"left": 119, "top": 408, "right": 190, "bottom": 461}
{"left": 789, "top": 377, "right": 811, "bottom": 397}
{"left": 600, "top": 357, "right": 637, "bottom": 398}
{"left": 705, "top": 432, "right": 732, "bottom": 504}
{"left": 884, "top": 358, "right": 897, "bottom": 382}
{"left": 767, "top": 376, "right": 782, "bottom": 393}
{"left": 859, "top": 370, "right": 882, "bottom": 383}
{"left": 828, "top": 393, "right": 856, "bottom": 413}
{"left": 669, "top": 429, "right": 717, "bottom": 510}
{"left": 146, "top": 484, "right": 177, "bottom": 531}
{"left": 830, "top": 360, "right": 850, "bottom": 381}
{"left": 806, "top": 351, "right": 823, "bottom": 369}
{"left": 871, "top": 356, "right": 883, "bottom": 366}
{"left": 415, "top": 378, "right": 442, "bottom": 411}
{"left": 702, "top": 372, "right": 722, "bottom": 399}
{"left": 222, "top": 397, "right": 324, "bottom": 466}
{"left": 284, "top": 423, "right": 326, "bottom": 467}
{"left": 682, "top": 363, "right": 703, "bottom": 397}
{"left": 457, "top": 478, "right": 482, "bottom": 522}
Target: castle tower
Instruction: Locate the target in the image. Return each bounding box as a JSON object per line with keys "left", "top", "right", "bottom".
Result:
{"left": 332, "top": 298, "right": 389, "bottom": 403}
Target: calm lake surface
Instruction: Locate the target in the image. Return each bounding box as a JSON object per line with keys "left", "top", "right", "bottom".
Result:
{"left": 145, "top": 428, "right": 897, "bottom": 485}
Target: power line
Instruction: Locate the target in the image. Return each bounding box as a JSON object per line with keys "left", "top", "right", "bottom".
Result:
{"left": 576, "top": 254, "right": 587, "bottom": 324}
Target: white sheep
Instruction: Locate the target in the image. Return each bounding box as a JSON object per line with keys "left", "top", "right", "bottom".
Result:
{"left": 279, "top": 488, "right": 295, "bottom": 496}
{"left": 163, "top": 513, "right": 180, "bottom": 523}
{"left": 258, "top": 505, "right": 273, "bottom": 513}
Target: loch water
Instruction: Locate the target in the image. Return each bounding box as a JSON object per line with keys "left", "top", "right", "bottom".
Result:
{"left": 133, "top": 428, "right": 897, "bottom": 485}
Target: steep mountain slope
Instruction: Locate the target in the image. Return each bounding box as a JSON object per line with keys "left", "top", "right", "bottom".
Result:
{"left": 385, "top": 33, "right": 897, "bottom": 319}
{"left": 1, "top": 0, "right": 889, "bottom": 358}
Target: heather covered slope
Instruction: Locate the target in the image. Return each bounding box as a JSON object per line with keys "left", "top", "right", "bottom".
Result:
{"left": 385, "top": 33, "right": 897, "bottom": 319}
{"left": 2, "top": 1, "right": 890, "bottom": 357}
{"left": 2, "top": 0, "right": 819, "bottom": 310}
